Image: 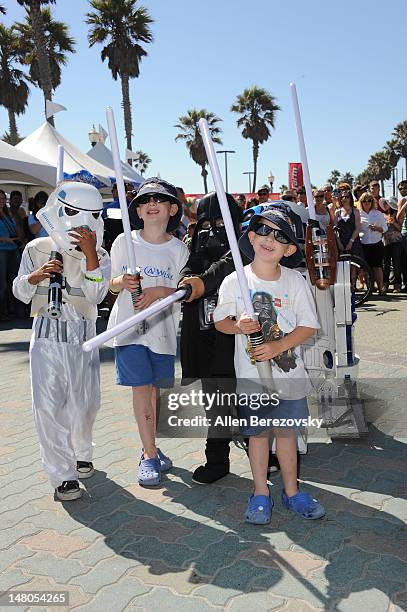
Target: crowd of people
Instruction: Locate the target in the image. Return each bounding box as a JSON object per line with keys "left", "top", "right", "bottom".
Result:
{"left": 231, "top": 180, "right": 407, "bottom": 296}
{"left": 2, "top": 178, "right": 407, "bottom": 320}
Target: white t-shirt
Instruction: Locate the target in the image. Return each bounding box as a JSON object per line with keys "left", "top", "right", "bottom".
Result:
{"left": 107, "top": 230, "right": 189, "bottom": 354}
{"left": 359, "top": 209, "right": 387, "bottom": 245}
{"left": 213, "top": 264, "right": 320, "bottom": 400}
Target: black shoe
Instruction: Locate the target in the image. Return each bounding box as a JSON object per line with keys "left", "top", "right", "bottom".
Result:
{"left": 55, "top": 480, "right": 82, "bottom": 501}
{"left": 192, "top": 462, "right": 230, "bottom": 485}
{"left": 77, "top": 461, "right": 95, "bottom": 479}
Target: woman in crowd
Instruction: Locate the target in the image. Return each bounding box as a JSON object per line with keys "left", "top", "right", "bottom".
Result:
{"left": 28, "top": 191, "right": 49, "bottom": 238}
{"left": 314, "top": 189, "right": 331, "bottom": 231}
{"left": 358, "top": 192, "right": 387, "bottom": 295}
{"left": 332, "top": 190, "right": 363, "bottom": 257}
{"left": 0, "top": 190, "right": 23, "bottom": 319}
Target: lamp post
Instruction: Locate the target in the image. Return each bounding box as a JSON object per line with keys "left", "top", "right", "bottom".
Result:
{"left": 216, "top": 150, "right": 235, "bottom": 192}
{"left": 243, "top": 171, "right": 254, "bottom": 193}
{"left": 88, "top": 125, "right": 100, "bottom": 147}
{"left": 268, "top": 171, "right": 275, "bottom": 192}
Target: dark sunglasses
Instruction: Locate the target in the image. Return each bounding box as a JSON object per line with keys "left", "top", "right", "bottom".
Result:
{"left": 253, "top": 223, "right": 292, "bottom": 244}
{"left": 257, "top": 191, "right": 269, "bottom": 197}
{"left": 137, "top": 193, "right": 170, "bottom": 205}
{"left": 282, "top": 196, "right": 296, "bottom": 202}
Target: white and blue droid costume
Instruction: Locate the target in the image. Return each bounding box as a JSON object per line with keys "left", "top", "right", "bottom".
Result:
{"left": 13, "top": 182, "right": 110, "bottom": 488}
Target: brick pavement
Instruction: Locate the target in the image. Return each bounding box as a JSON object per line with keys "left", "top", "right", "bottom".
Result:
{"left": 0, "top": 296, "right": 406, "bottom": 611}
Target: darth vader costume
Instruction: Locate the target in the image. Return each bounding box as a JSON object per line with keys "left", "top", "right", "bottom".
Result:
{"left": 180, "top": 192, "right": 241, "bottom": 483}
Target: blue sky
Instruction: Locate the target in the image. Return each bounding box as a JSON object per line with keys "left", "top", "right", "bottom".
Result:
{"left": 1, "top": 0, "right": 407, "bottom": 194}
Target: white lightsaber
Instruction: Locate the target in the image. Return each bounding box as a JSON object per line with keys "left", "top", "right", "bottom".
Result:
{"left": 106, "top": 106, "right": 145, "bottom": 329}
{"left": 48, "top": 146, "right": 64, "bottom": 319}
{"left": 83, "top": 289, "right": 189, "bottom": 352}
{"left": 56, "top": 145, "right": 64, "bottom": 184}
{"left": 198, "top": 118, "right": 273, "bottom": 387}
{"left": 290, "top": 83, "right": 315, "bottom": 221}
{"left": 106, "top": 107, "right": 137, "bottom": 273}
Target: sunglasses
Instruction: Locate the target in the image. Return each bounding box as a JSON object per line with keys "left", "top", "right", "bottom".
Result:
{"left": 257, "top": 191, "right": 269, "bottom": 197}
{"left": 253, "top": 223, "right": 292, "bottom": 244}
{"left": 283, "top": 196, "right": 295, "bottom": 202}
{"left": 137, "top": 193, "right": 170, "bottom": 205}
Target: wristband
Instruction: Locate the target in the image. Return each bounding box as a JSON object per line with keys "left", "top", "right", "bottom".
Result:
{"left": 349, "top": 238, "right": 354, "bottom": 243}
{"left": 85, "top": 274, "right": 103, "bottom": 283}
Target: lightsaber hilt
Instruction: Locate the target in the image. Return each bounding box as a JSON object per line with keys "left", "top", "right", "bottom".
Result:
{"left": 47, "top": 250, "right": 63, "bottom": 319}
{"left": 82, "top": 285, "right": 192, "bottom": 352}
{"left": 130, "top": 266, "right": 147, "bottom": 334}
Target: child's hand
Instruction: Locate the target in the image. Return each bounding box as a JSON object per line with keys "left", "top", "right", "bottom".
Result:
{"left": 68, "top": 227, "right": 97, "bottom": 257}
{"left": 237, "top": 314, "right": 261, "bottom": 335}
{"left": 28, "top": 259, "right": 63, "bottom": 285}
{"left": 135, "top": 287, "right": 161, "bottom": 309}
{"left": 120, "top": 274, "right": 140, "bottom": 292}
{"left": 252, "top": 340, "right": 283, "bottom": 361}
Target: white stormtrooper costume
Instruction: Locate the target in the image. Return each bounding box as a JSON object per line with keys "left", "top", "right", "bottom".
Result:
{"left": 13, "top": 182, "right": 110, "bottom": 493}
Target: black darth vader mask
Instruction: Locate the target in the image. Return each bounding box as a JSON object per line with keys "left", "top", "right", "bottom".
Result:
{"left": 191, "top": 192, "right": 241, "bottom": 263}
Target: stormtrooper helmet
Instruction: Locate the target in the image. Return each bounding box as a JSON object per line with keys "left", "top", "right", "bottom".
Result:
{"left": 37, "top": 181, "right": 104, "bottom": 252}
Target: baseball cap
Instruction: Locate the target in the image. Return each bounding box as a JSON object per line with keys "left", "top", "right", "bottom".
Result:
{"left": 257, "top": 184, "right": 270, "bottom": 194}
{"left": 129, "top": 177, "right": 182, "bottom": 231}
{"left": 238, "top": 209, "right": 303, "bottom": 268}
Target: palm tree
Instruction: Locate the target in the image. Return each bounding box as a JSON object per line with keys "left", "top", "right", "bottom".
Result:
{"left": 279, "top": 183, "right": 288, "bottom": 193}
{"left": 231, "top": 86, "right": 280, "bottom": 192}
{"left": 339, "top": 172, "right": 354, "bottom": 187}
{"left": 87, "top": 0, "right": 153, "bottom": 161}
{"left": 133, "top": 150, "right": 151, "bottom": 176}
{"left": 385, "top": 139, "right": 400, "bottom": 196}
{"left": 327, "top": 169, "right": 341, "bottom": 186}
{"left": 355, "top": 168, "right": 375, "bottom": 187}
{"left": 368, "top": 151, "right": 392, "bottom": 194}
{"left": 175, "top": 109, "right": 222, "bottom": 193}
{"left": 0, "top": 4, "right": 6, "bottom": 14}
{"left": 14, "top": 8, "right": 75, "bottom": 99}
{"left": 0, "top": 25, "right": 30, "bottom": 145}
{"left": 392, "top": 120, "right": 407, "bottom": 176}
{"left": 16, "top": 0, "right": 56, "bottom": 125}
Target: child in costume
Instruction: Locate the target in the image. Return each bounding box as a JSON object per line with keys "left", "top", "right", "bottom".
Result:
{"left": 214, "top": 209, "right": 325, "bottom": 524}
{"left": 13, "top": 182, "right": 110, "bottom": 501}
{"left": 107, "top": 178, "right": 189, "bottom": 487}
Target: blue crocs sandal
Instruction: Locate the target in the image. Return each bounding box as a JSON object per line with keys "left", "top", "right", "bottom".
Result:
{"left": 281, "top": 490, "right": 325, "bottom": 519}
{"left": 140, "top": 449, "right": 173, "bottom": 472}
{"left": 245, "top": 493, "right": 273, "bottom": 524}
{"left": 138, "top": 458, "right": 161, "bottom": 487}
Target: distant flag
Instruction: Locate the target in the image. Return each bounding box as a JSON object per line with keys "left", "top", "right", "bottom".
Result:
{"left": 125, "top": 148, "right": 139, "bottom": 162}
{"left": 46, "top": 100, "right": 67, "bottom": 119}
{"left": 98, "top": 124, "right": 108, "bottom": 144}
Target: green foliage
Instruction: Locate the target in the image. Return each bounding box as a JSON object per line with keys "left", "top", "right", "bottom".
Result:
{"left": 86, "top": 0, "right": 153, "bottom": 80}
{"left": 175, "top": 109, "right": 222, "bottom": 192}
{"left": 133, "top": 150, "right": 151, "bottom": 175}
{"left": 231, "top": 86, "right": 280, "bottom": 191}
{"left": 14, "top": 8, "right": 75, "bottom": 92}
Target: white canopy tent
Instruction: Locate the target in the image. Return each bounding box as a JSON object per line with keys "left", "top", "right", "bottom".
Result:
{"left": 87, "top": 142, "right": 143, "bottom": 184}
{"left": 16, "top": 122, "right": 119, "bottom": 189}
{"left": 0, "top": 139, "right": 56, "bottom": 193}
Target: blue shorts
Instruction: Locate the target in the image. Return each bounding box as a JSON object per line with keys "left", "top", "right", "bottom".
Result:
{"left": 115, "top": 344, "right": 175, "bottom": 388}
{"left": 239, "top": 396, "right": 309, "bottom": 436}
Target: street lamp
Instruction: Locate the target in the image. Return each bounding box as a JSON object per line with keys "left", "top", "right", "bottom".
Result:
{"left": 216, "top": 150, "right": 235, "bottom": 192}
{"left": 268, "top": 171, "right": 275, "bottom": 192}
{"left": 88, "top": 125, "right": 100, "bottom": 147}
{"left": 243, "top": 171, "right": 254, "bottom": 193}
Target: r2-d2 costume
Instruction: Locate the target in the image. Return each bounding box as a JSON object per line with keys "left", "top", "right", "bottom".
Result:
{"left": 12, "top": 182, "right": 110, "bottom": 489}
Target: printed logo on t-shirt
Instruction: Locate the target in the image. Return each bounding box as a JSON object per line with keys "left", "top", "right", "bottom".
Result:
{"left": 143, "top": 266, "right": 173, "bottom": 280}
{"left": 251, "top": 290, "right": 297, "bottom": 373}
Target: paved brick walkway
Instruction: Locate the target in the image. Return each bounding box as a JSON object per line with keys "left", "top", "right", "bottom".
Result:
{"left": 0, "top": 295, "right": 406, "bottom": 611}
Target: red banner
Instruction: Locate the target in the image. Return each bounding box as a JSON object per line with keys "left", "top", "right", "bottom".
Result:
{"left": 288, "top": 162, "right": 304, "bottom": 191}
